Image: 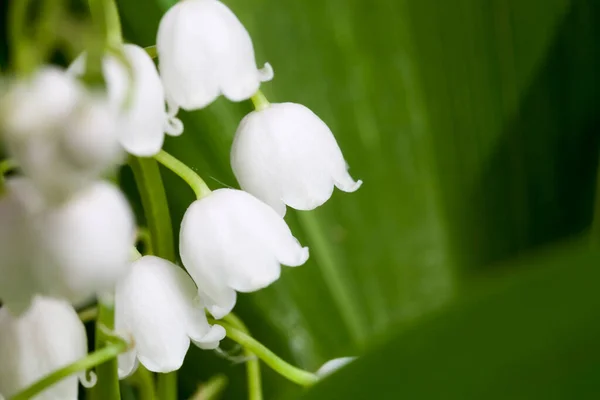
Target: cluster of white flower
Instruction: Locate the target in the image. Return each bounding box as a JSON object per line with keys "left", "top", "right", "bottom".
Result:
{"left": 0, "top": 0, "right": 360, "bottom": 397}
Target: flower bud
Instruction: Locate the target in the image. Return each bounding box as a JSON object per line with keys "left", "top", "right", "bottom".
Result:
{"left": 179, "top": 189, "right": 309, "bottom": 318}
{"left": 231, "top": 102, "right": 362, "bottom": 216}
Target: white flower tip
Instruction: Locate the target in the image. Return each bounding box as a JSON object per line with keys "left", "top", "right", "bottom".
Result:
{"left": 316, "top": 356, "right": 357, "bottom": 377}
{"left": 336, "top": 177, "right": 362, "bottom": 193}
{"left": 164, "top": 116, "right": 184, "bottom": 137}
{"left": 78, "top": 370, "right": 98, "bottom": 388}
{"left": 207, "top": 304, "right": 232, "bottom": 320}
{"left": 194, "top": 324, "right": 227, "bottom": 350}
{"left": 258, "top": 62, "right": 274, "bottom": 82}
{"left": 286, "top": 246, "right": 310, "bottom": 267}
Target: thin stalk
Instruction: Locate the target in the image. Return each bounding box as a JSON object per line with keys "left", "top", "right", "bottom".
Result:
{"left": 129, "top": 155, "right": 178, "bottom": 399}
{"left": 250, "top": 90, "right": 270, "bottom": 111}
{"left": 90, "top": 299, "right": 121, "bottom": 400}
{"left": 223, "top": 314, "right": 263, "bottom": 400}
{"left": 190, "top": 375, "right": 228, "bottom": 400}
{"left": 213, "top": 320, "right": 319, "bottom": 387}
{"left": 12, "top": 340, "right": 127, "bottom": 400}
{"left": 128, "top": 156, "right": 175, "bottom": 260}
{"left": 153, "top": 150, "right": 212, "bottom": 199}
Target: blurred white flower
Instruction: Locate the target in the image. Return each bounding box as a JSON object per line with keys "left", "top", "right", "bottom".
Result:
{"left": 316, "top": 357, "right": 356, "bottom": 377}
{"left": 115, "top": 256, "right": 225, "bottom": 377}
{"left": 0, "top": 296, "right": 92, "bottom": 399}
{"left": 69, "top": 44, "right": 180, "bottom": 156}
{"left": 231, "top": 102, "right": 362, "bottom": 216}
{"left": 0, "top": 178, "right": 135, "bottom": 314}
{"left": 179, "top": 189, "right": 309, "bottom": 319}
{"left": 0, "top": 67, "right": 122, "bottom": 202}
{"left": 156, "top": 0, "right": 273, "bottom": 111}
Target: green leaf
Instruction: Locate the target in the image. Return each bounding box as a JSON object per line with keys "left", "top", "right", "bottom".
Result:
{"left": 302, "top": 238, "right": 600, "bottom": 399}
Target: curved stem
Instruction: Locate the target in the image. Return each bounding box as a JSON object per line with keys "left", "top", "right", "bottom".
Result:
{"left": 213, "top": 320, "right": 319, "bottom": 387}
{"left": 223, "top": 314, "right": 263, "bottom": 400}
{"left": 154, "top": 150, "right": 212, "bottom": 199}
{"left": 8, "top": 0, "right": 35, "bottom": 73}
{"left": 250, "top": 90, "right": 270, "bottom": 111}
{"left": 11, "top": 339, "right": 128, "bottom": 400}
{"left": 90, "top": 298, "right": 121, "bottom": 400}
{"left": 129, "top": 156, "right": 175, "bottom": 260}
{"left": 129, "top": 155, "right": 178, "bottom": 399}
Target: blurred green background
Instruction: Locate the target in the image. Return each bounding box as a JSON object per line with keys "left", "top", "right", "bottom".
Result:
{"left": 3, "top": 0, "right": 599, "bottom": 398}
{"left": 116, "top": 0, "right": 600, "bottom": 398}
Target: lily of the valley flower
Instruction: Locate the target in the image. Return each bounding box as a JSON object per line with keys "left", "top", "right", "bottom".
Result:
{"left": 156, "top": 0, "right": 273, "bottom": 111}
{"left": 316, "top": 357, "right": 357, "bottom": 377}
{"left": 0, "top": 296, "right": 91, "bottom": 399}
{"left": 0, "top": 67, "right": 122, "bottom": 202}
{"left": 230, "top": 102, "right": 362, "bottom": 216}
{"left": 69, "top": 44, "right": 181, "bottom": 156}
{"left": 0, "top": 178, "right": 135, "bottom": 315}
{"left": 179, "top": 189, "right": 309, "bottom": 319}
{"left": 116, "top": 256, "right": 226, "bottom": 377}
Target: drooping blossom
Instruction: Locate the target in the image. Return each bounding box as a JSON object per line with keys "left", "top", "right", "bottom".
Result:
{"left": 157, "top": 0, "right": 273, "bottom": 111}
{"left": 0, "top": 296, "right": 93, "bottom": 399}
{"left": 69, "top": 44, "right": 181, "bottom": 156}
{"left": 179, "top": 188, "right": 309, "bottom": 318}
{"left": 316, "top": 357, "right": 357, "bottom": 377}
{"left": 115, "top": 255, "right": 226, "bottom": 377}
{"left": 231, "top": 102, "right": 362, "bottom": 216}
{"left": 0, "top": 67, "right": 122, "bottom": 202}
{"left": 0, "top": 178, "right": 135, "bottom": 314}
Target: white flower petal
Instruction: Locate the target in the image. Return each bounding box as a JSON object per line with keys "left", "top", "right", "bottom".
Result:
{"left": 231, "top": 102, "right": 361, "bottom": 216}
{"left": 105, "top": 44, "right": 168, "bottom": 156}
{"left": 70, "top": 45, "right": 169, "bottom": 156}
{"left": 36, "top": 181, "right": 135, "bottom": 306}
{"left": 116, "top": 256, "right": 224, "bottom": 373}
{"left": 117, "top": 350, "right": 139, "bottom": 379}
{"left": 180, "top": 189, "right": 308, "bottom": 318}
{"left": 157, "top": 0, "right": 266, "bottom": 110}
{"left": 316, "top": 357, "right": 356, "bottom": 377}
{"left": 0, "top": 296, "right": 87, "bottom": 399}
{"left": 1, "top": 68, "right": 123, "bottom": 202}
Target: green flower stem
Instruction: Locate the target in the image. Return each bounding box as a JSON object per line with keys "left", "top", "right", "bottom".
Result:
{"left": 153, "top": 150, "right": 212, "bottom": 200}
{"left": 190, "top": 375, "right": 228, "bottom": 400}
{"left": 11, "top": 338, "right": 128, "bottom": 400}
{"left": 250, "top": 90, "right": 270, "bottom": 111}
{"left": 129, "top": 156, "right": 178, "bottom": 399}
{"left": 223, "top": 314, "right": 263, "bottom": 400}
{"left": 129, "top": 156, "right": 175, "bottom": 260}
{"left": 90, "top": 298, "right": 121, "bottom": 400}
{"left": 213, "top": 319, "right": 319, "bottom": 387}
{"left": 88, "top": 0, "right": 122, "bottom": 48}
{"left": 8, "top": 0, "right": 36, "bottom": 73}
{"left": 78, "top": 306, "right": 99, "bottom": 323}
{"left": 126, "top": 365, "right": 157, "bottom": 400}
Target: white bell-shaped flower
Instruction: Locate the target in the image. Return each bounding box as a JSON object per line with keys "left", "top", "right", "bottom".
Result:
{"left": 115, "top": 256, "right": 226, "bottom": 377}
{"left": 230, "top": 102, "right": 362, "bottom": 216}
{"left": 0, "top": 178, "right": 135, "bottom": 314}
{"left": 69, "top": 44, "right": 180, "bottom": 156}
{"left": 0, "top": 296, "right": 92, "bottom": 399}
{"left": 156, "top": 0, "right": 273, "bottom": 111}
{"left": 179, "top": 189, "right": 309, "bottom": 318}
{"left": 0, "top": 67, "right": 122, "bottom": 202}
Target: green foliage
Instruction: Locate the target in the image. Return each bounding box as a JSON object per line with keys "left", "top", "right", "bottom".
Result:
{"left": 115, "top": 0, "right": 599, "bottom": 397}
